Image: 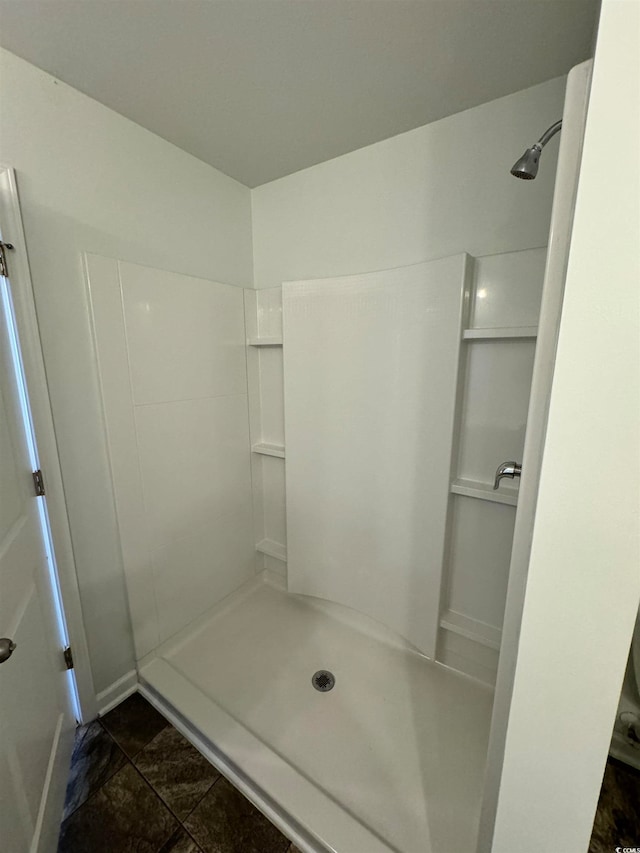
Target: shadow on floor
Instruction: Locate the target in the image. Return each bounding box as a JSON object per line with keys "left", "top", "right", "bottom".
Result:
{"left": 57, "top": 692, "right": 300, "bottom": 853}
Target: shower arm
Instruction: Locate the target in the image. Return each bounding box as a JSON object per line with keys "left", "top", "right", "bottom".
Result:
{"left": 535, "top": 120, "right": 563, "bottom": 150}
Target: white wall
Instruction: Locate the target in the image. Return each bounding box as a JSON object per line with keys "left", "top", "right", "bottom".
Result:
{"left": 0, "top": 49, "right": 253, "bottom": 698}
{"left": 489, "top": 0, "right": 640, "bottom": 849}
{"left": 252, "top": 76, "right": 566, "bottom": 289}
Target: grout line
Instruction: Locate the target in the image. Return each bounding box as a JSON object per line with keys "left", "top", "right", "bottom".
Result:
{"left": 62, "top": 752, "right": 135, "bottom": 826}
{"left": 134, "top": 755, "right": 219, "bottom": 831}
{"left": 123, "top": 716, "right": 222, "bottom": 833}
{"left": 180, "top": 827, "right": 205, "bottom": 853}
{"left": 179, "top": 823, "right": 207, "bottom": 853}
{"left": 178, "top": 772, "right": 223, "bottom": 827}
{"left": 63, "top": 702, "right": 290, "bottom": 851}
{"left": 126, "top": 761, "right": 183, "bottom": 838}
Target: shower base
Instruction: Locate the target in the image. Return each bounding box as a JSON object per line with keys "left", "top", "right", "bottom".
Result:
{"left": 138, "top": 573, "right": 494, "bottom": 853}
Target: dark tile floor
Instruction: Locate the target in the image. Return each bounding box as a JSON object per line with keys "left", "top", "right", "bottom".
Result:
{"left": 58, "top": 692, "right": 299, "bottom": 853}
{"left": 59, "top": 691, "right": 639, "bottom": 853}
{"left": 589, "top": 756, "right": 640, "bottom": 853}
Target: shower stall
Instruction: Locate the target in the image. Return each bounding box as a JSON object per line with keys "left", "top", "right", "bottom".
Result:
{"left": 84, "top": 63, "right": 591, "bottom": 853}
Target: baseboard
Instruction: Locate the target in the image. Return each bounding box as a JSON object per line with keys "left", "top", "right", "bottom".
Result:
{"left": 96, "top": 669, "right": 138, "bottom": 716}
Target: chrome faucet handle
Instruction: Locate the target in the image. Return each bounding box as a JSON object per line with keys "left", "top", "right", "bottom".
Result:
{"left": 493, "top": 461, "right": 522, "bottom": 490}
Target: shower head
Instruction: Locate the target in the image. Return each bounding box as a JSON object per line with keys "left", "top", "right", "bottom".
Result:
{"left": 510, "top": 145, "right": 542, "bottom": 180}
{"left": 510, "top": 119, "right": 562, "bottom": 180}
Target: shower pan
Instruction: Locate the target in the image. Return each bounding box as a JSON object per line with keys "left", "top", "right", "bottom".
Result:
{"left": 140, "top": 579, "right": 493, "bottom": 852}
{"left": 84, "top": 62, "right": 593, "bottom": 853}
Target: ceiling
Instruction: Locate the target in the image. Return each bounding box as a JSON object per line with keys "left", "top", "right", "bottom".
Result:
{"left": 0, "top": 1, "right": 599, "bottom": 187}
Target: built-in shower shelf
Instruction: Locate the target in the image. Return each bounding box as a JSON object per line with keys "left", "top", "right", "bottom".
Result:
{"left": 462, "top": 326, "right": 537, "bottom": 340}
{"left": 450, "top": 478, "right": 518, "bottom": 507}
{"left": 256, "top": 538, "right": 287, "bottom": 562}
{"left": 439, "top": 609, "right": 502, "bottom": 651}
{"left": 252, "top": 442, "right": 286, "bottom": 459}
{"left": 247, "top": 336, "right": 283, "bottom": 347}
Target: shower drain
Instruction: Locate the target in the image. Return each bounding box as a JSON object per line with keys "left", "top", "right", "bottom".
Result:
{"left": 312, "top": 670, "right": 335, "bottom": 692}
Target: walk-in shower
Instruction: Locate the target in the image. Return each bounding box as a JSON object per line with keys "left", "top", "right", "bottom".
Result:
{"left": 511, "top": 119, "right": 563, "bottom": 179}
{"left": 82, "top": 61, "right": 593, "bottom": 853}
{"left": 85, "top": 247, "right": 543, "bottom": 853}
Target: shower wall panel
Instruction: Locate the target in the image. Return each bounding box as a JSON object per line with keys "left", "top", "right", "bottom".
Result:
{"left": 456, "top": 340, "right": 536, "bottom": 484}
{"left": 438, "top": 247, "right": 546, "bottom": 684}
{"left": 85, "top": 254, "right": 254, "bottom": 659}
{"left": 283, "top": 255, "right": 470, "bottom": 657}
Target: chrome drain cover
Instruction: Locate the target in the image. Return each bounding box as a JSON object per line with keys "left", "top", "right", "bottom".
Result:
{"left": 312, "top": 670, "right": 335, "bottom": 692}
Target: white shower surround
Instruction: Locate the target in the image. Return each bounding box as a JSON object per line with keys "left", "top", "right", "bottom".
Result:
{"left": 77, "top": 66, "right": 566, "bottom": 853}
{"left": 86, "top": 243, "right": 544, "bottom": 665}
{"left": 86, "top": 243, "right": 545, "bottom": 851}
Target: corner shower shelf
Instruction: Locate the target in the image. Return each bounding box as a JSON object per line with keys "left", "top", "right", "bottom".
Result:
{"left": 252, "top": 442, "right": 286, "bottom": 459}
{"left": 450, "top": 478, "right": 518, "bottom": 507}
{"left": 439, "top": 609, "right": 502, "bottom": 651}
{"left": 462, "top": 326, "right": 537, "bottom": 340}
{"left": 247, "top": 336, "right": 283, "bottom": 347}
{"left": 256, "top": 538, "right": 287, "bottom": 562}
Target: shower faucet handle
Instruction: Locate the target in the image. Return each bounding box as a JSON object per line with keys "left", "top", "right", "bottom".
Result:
{"left": 493, "top": 461, "right": 522, "bottom": 490}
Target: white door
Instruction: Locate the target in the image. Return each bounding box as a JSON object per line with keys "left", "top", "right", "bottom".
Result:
{"left": 0, "top": 245, "right": 77, "bottom": 847}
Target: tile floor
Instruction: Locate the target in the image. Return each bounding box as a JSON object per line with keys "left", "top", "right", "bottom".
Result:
{"left": 589, "top": 756, "right": 640, "bottom": 853}
{"left": 58, "top": 691, "right": 639, "bottom": 853}
{"left": 57, "top": 692, "right": 300, "bottom": 853}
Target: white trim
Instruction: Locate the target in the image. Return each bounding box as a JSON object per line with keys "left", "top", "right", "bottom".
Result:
{"left": 0, "top": 165, "right": 97, "bottom": 721}
{"left": 96, "top": 669, "right": 139, "bottom": 716}
{"left": 477, "top": 60, "right": 593, "bottom": 852}
{"left": 487, "top": 4, "right": 640, "bottom": 842}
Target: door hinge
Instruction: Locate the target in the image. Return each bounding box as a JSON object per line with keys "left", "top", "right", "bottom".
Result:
{"left": 63, "top": 646, "right": 74, "bottom": 670}
{"left": 32, "top": 469, "right": 45, "bottom": 496}
{"left": 0, "top": 241, "right": 14, "bottom": 277}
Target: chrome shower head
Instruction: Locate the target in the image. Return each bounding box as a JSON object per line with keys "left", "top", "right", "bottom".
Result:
{"left": 510, "top": 119, "right": 562, "bottom": 181}
{"left": 510, "top": 144, "right": 542, "bottom": 180}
